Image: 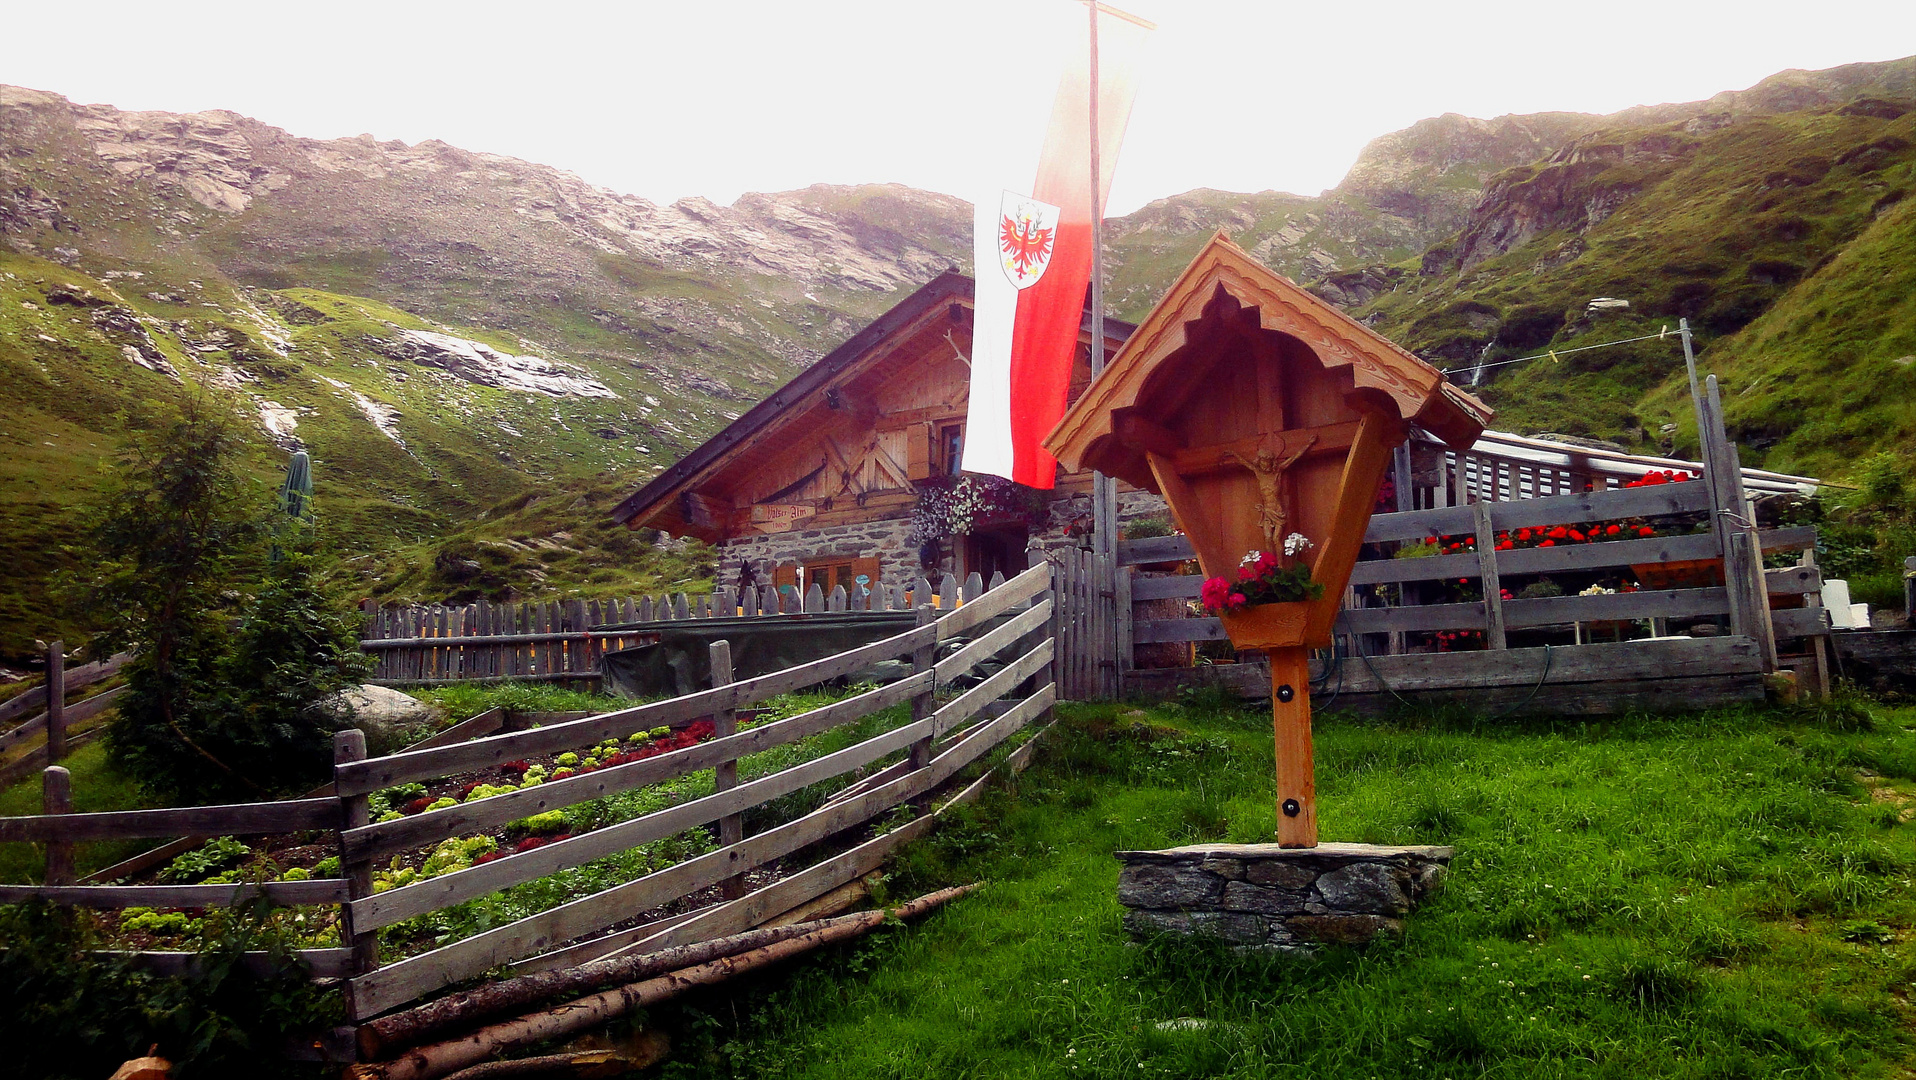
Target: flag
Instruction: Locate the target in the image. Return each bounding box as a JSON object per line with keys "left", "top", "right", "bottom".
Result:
{"left": 963, "top": 4, "right": 1151, "bottom": 489}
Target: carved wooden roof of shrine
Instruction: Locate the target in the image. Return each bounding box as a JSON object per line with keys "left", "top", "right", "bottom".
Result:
{"left": 1045, "top": 232, "right": 1493, "bottom": 482}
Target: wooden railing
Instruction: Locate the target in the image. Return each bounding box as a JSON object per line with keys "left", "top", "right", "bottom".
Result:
{"left": 1394, "top": 429, "right": 1817, "bottom": 511}
{"left": 1, "top": 562, "right": 1058, "bottom": 1031}
{"left": 361, "top": 572, "right": 1016, "bottom": 685}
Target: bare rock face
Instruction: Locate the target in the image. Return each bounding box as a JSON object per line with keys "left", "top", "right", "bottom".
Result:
{"left": 373, "top": 328, "right": 616, "bottom": 399}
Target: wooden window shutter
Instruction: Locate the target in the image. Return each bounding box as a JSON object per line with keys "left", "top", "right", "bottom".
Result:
{"left": 851, "top": 556, "right": 881, "bottom": 588}
{"left": 906, "top": 421, "right": 932, "bottom": 480}
{"left": 773, "top": 563, "right": 798, "bottom": 590}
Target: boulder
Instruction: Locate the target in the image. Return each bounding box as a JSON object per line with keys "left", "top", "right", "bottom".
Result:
{"left": 324, "top": 684, "right": 444, "bottom": 754}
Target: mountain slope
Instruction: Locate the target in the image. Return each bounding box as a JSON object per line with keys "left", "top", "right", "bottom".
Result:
{"left": 1106, "top": 55, "right": 1916, "bottom": 321}
{"left": 3, "top": 56, "right": 1914, "bottom": 658}
{"left": 1352, "top": 95, "right": 1916, "bottom": 468}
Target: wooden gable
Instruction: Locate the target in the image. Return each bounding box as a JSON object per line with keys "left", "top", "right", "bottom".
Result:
{"left": 612, "top": 272, "right": 1130, "bottom": 542}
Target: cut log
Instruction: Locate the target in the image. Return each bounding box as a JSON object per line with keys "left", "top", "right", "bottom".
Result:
{"left": 351, "top": 884, "right": 979, "bottom": 1080}
{"left": 439, "top": 1043, "right": 665, "bottom": 1080}
{"left": 108, "top": 1047, "right": 171, "bottom": 1080}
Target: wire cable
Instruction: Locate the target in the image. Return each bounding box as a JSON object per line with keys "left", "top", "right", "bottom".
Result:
{"left": 1456, "top": 329, "right": 1678, "bottom": 376}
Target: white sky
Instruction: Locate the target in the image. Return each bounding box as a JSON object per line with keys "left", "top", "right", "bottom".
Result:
{"left": 6, "top": 1, "right": 1913, "bottom": 215}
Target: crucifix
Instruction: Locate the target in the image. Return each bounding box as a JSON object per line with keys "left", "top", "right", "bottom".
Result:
{"left": 1228, "top": 435, "right": 1317, "bottom": 557}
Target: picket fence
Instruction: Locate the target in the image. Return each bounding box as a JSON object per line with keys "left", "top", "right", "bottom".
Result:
{"left": 361, "top": 570, "right": 1019, "bottom": 686}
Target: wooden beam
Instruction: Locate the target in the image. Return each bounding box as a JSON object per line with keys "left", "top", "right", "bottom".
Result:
{"left": 1146, "top": 451, "right": 1230, "bottom": 580}
{"left": 1305, "top": 410, "right": 1407, "bottom": 644}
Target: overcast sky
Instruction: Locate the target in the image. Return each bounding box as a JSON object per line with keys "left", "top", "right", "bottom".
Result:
{"left": 7, "top": 1, "right": 1912, "bottom": 215}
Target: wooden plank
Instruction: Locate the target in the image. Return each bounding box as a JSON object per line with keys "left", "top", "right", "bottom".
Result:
{"left": 1338, "top": 604, "right": 1490, "bottom": 635}
{"left": 1475, "top": 501, "right": 1506, "bottom": 650}
{"left": 0, "top": 798, "right": 340, "bottom": 843}
{"left": 1117, "top": 534, "right": 1194, "bottom": 567}
{"left": 1773, "top": 606, "right": 1831, "bottom": 638}
{"left": 1133, "top": 616, "right": 1228, "bottom": 644}
{"left": 338, "top": 622, "right": 939, "bottom": 794}
{"left": 335, "top": 729, "right": 379, "bottom": 986}
{"left": 346, "top": 684, "right": 1056, "bottom": 1018}
{"left": 0, "top": 879, "right": 350, "bottom": 908}
{"left": 0, "top": 653, "right": 130, "bottom": 728}
{"left": 1116, "top": 564, "right": 1133, "bottom": 679}
{"left": 43, "top": 765, "right": 71, "bottom": 886}
{"left": 710, "top": 640, "right": 744, "bottom": 901}
{"left": 0, "top": 686, "right": 125, "bottom": 755}
{"left": 504, "top": 906, "right": 716, "bottom": 976}
{"left": 44, "top": 644, "right": 64, "bottom": 766}
{"left": 1504, "top": 587, "right": 1729, "bottom": 628}
{"left": 934, "top": 600, "right": 1053, "bottom": 687}
{"left": 105, "top": 947, "right": 356, "bottom": 980}
{"left": 936, "top": 563, "right": 1050, "bottom": 640}
{"left": 350, "top": 694, "right": 944, "bottom": 928}
{"left": 344, "top": 672, "right": 931, "bottom": 860}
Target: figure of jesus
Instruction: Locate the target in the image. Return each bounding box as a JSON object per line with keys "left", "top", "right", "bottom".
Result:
{"left": 1230, "top": 435, "right": 1317, "bottom": 555}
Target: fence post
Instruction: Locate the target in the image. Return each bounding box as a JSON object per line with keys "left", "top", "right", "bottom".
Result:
{"left": 42, "top": 765, "right": 72, "bottom": 886}
{"left": 907, "top": 604, "right": 937, "bottom": 788}
{"left": 1702, "top": 376, "right": 1778, "bottom": 670}
{"left": 334, "top": 729, "right": 379, "bottom": 998}
{"left": 1472, "top": 502, "right": 1507, "bottom": 650}
{"left": 709, "top": 640, "right": 745, "bottom": 901}
{"left": 44, "top": 641, "right": 65, "bottom": 766}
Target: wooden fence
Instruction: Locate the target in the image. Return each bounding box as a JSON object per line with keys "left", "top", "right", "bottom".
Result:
{"left": 1113, "top": 477, "right": 1829, "bottom": 707}
{"left": 0, "top": 561, "right": 1058, "bottom": 1044}
{"left": 1080, "top": 376, "right": 1836, "bottom": 708}
{"left": 0, "top": 646, "right": 131, "bottom": 789}
{"left": 361, "top": 571, "right": 1017, "bottom": 686}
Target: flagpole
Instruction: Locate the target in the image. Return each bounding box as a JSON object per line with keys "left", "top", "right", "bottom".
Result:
{"left": 1087, "top": 0, "right": 1119, "bottom": 697}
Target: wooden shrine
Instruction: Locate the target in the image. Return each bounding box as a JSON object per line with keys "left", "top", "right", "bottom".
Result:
{"left": 1047, "top": 234, "right": 1490, "bottom": 846}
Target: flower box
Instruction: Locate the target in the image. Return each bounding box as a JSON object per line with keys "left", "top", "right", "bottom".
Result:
{"left": 1630, "top": 558, "right": 1722, "bottom": 591}
{"left": 1218, "top": 601, "right": 1312, "bottom": 651}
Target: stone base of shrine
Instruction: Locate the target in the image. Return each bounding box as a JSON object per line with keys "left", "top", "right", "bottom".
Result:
{"left": 1116, "top": 843, "right": 1454, "bottom": 952}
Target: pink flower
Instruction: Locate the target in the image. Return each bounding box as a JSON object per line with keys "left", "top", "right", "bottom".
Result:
{"left": 1226, "top": 592, "right": 1248, "bottom": 610}
{"left": 1200, "top": 576, "right": 1234, "bottom": 612}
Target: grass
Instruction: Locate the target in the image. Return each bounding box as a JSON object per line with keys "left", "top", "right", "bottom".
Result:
{"left": 638, "top": 695, "right": 1916, "bottom": 1079}
{"left": 0, "top": 740, "right": 160, "bottom": 883}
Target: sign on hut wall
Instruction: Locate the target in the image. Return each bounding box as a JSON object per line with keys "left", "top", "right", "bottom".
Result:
{"left": 1046, "top": 233, "right": 1491, "bottom": 847}
{"left": 749, "top": 503, "right": 817, "bottom": 533}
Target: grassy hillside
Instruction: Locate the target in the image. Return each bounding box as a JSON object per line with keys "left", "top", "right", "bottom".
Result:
{"left": 1357, "top": 99, "right": 1916, "bottom": 467}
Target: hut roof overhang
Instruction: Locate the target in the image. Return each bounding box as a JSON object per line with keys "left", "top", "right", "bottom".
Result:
{"left": 611, "top": 270, "right": 1135, "bottom": 537}
{"left": 1044, "top": 233, "right": 1492, "bottom": 491}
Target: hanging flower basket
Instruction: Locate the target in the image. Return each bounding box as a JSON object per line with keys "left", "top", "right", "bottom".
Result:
{"left": 1630, "top": 558, "right": 1723, "bottom": 591}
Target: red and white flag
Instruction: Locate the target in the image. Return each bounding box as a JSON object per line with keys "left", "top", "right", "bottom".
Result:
{"left": 963, "top": 4, "right": 1151, "bottom": 489}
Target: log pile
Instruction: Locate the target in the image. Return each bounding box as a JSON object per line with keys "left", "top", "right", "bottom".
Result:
{"left": 350, "top": 884, "right": 979, "bottom": 1080}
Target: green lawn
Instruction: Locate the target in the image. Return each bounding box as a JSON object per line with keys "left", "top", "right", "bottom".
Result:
{"left": 0, "top": 739, "right": 157, "bottom": 883}
{"left": 645, "top": 695, "right": 1916, "bottom": 1080}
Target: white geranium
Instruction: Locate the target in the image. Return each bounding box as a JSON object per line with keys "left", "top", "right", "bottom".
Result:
{"left": 1282, "top": 532, "right": 1314, "bottom": 557}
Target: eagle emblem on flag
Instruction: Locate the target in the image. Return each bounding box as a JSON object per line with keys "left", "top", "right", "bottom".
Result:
{"left": 997, "top": 191, "right": 1061, "bottom": 290}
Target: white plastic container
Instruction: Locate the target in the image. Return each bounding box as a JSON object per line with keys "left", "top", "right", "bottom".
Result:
{"left": 1824, "top": 579, "right": 1854, "bottom": 628}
